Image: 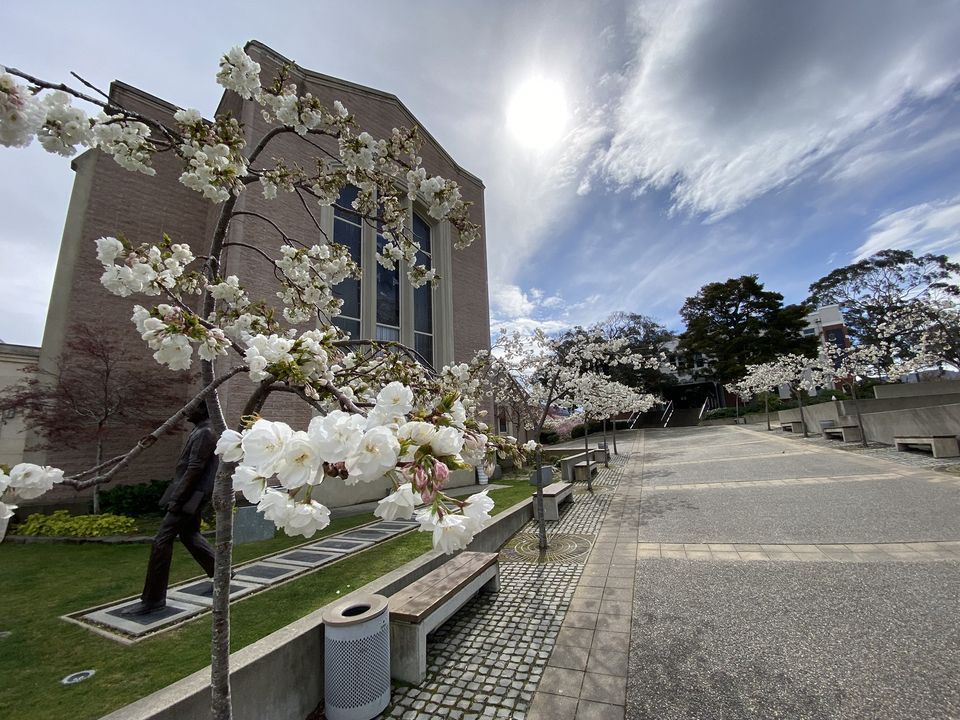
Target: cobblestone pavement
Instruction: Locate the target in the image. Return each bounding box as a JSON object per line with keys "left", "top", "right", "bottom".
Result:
{"left": 383, "top": 444, "right": 636, "bottom": 720}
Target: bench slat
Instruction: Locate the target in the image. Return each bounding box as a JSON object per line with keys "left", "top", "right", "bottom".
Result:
{"left": 389, "top": 552, "right": 497, "bottom": 623}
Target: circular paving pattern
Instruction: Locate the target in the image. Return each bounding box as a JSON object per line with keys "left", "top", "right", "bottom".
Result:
{"left": 501, "top": 532, "right": 594, "bottom": 564}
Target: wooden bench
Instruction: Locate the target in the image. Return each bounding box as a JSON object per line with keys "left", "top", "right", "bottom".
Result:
{"left": 573, "top": 460, "right": 598, "bottom": 483}
{"left": 894, "top": 435, "right": 960, "bottom": 459}
{"left": 780, "top": 421, "right": 804, "bottom": 433}
{"left": 822, "top": 425, "right": 862, "bottom": 442}
{"left": 388, "top": 552, "right": 499, "bottom": 684}
{"left": 532, "top": 481, "right": 574, "bottom": 521}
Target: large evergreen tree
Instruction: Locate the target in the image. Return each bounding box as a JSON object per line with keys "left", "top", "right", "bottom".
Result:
{"left": 679, "top": 275, "right": 815, "bottom": 384}
{"left": 598, "top": 311, "right": 676, "bottom": 393}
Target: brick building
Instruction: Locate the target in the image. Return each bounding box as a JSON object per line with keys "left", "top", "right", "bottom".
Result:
{"left": 29, "top": 40, "right": 491, "bottom": 511}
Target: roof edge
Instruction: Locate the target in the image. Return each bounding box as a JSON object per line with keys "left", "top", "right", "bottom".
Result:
{"left": 243, "top": 40, "right": 485, "bottom": 189}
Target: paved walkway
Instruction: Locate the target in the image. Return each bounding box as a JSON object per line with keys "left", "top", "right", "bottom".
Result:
{"left": 521, "top": 425, "right": 960, "bottom": 719}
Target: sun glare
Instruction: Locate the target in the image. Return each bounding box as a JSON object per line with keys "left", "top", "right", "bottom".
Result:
{"left": 506, "top": 76, "right": 568, "bottom": 151}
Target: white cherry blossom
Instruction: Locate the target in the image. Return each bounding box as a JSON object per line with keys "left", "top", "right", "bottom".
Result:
{"left": 241, "top": 419, "right": 293, "bottom": 477}
{"left": 374, "top": 482, "right": 419, "bottom": 521}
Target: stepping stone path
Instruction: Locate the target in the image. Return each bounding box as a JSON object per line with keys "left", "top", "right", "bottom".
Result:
{"left": 68, "top": 517, "right": 419, "bottom": 642}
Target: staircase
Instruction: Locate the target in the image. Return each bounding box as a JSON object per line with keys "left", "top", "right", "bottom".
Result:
{"left": 665, "top": 408, "right": 703, "bottom": 427}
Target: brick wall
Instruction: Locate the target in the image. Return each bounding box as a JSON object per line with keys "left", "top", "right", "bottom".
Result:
{"left": 31, "top": 42, "right": 491, "bottom": 511}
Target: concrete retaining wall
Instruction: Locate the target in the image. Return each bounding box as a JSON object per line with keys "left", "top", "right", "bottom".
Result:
{"left": 778, "top": 402, "right": 842, "bottom": 433}
{"left": 857, "top": 403, "right": 960, "bottom": 446}
{"left": 100, "top": 497, "right": 534, "bottom": 720}
{"left": 874, "top": 379, "right": 960, "bottom": 399}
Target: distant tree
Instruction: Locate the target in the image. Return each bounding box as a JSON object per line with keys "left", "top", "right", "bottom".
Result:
{"left": 598, "top": 311, "right": 676, "bottom": 392}
{"left": 0, "top": 326, "right": 187, "bottom": 512}
{"left": 679, "top": 275, "right": 816, "bottom": 384}
{"left": 807, "top": 249, "right": 960, "bottom": 366}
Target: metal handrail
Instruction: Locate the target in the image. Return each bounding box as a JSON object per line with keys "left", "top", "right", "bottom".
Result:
{"left": 659, "top": 400, "right": 674, "bottom": 425}
{"left": 698, "top": 398, "right": 709, "bottom": 420}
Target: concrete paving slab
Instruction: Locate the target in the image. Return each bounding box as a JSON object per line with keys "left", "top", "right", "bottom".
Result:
{"left": 231, "top": 561, "right": 304, "bottom": 585}
{"left": 82, "top": 598, "right": 204, "bottom": 636}
{"left": 267, "top": 548, "right": 341, "bottom": 568}
{"left": 166, "top": 578, "right": 260, "bottom": 607}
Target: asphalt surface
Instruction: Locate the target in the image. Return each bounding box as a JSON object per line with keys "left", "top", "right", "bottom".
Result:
{"left": 627, "top": 426, "right": 960, "bottom": 720}
{"left": 629, "top": 560, "right": 960, "bottom": 720}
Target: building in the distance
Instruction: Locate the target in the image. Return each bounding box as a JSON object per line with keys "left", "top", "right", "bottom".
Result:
{"left": 28, "top": 40, "right": 491, "bottom": 511}
{"left": 803, "top": 304, "right": 849, "bottom": 351}
{"left": 0, "top": 342, "right": 40, "bottom": 468}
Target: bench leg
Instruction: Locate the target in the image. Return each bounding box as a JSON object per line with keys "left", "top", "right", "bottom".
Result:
{"left": 483, "top": 567, "right": 500, "bottom": 593}
{"left": 390, "top": 621, "right": 427, "bottom": 685}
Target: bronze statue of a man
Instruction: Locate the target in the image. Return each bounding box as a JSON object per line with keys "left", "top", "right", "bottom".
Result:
{"left": 121, "top": 403, "right": 218, "bottom": 616}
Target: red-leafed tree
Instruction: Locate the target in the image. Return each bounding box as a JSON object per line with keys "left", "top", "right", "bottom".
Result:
{"left": 0, "top": 325, "right": 187, "bottom": 512}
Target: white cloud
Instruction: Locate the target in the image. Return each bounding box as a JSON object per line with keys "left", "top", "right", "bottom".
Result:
{"left": 856, "top": 196, "right": 960, "bottom": 262}
{"left": 491, "top": 284, "right": 536, "bottom": 318}
{"left": 589, "top": 0, "right": 960, "bottom": 219}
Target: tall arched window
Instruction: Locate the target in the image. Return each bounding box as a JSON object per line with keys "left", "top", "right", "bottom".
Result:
{"left": 412, "top": 212, "right": 433, "bottom": 365}
{"left": 332, "top": 185, "right": 361, "bottom": 338}
{"left": 376, "top": 221, "right": 401, "bottom": 341}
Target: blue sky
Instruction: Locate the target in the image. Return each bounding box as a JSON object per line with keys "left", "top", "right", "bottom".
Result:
{"left": 1, "top": 0, "right": 959, "bottom": 345}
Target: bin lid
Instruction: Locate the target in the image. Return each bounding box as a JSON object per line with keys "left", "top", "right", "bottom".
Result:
{"left": 322, "top": 593, "right": 389, "bottom": 626}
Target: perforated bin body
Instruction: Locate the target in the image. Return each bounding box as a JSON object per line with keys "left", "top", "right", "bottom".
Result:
{"left": 323, "top": 593, "right": 391, "bottom": 720}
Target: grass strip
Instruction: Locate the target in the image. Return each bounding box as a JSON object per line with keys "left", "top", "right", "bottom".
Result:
{"left": 0, "top": 477, "right": 529, "bottom": 720}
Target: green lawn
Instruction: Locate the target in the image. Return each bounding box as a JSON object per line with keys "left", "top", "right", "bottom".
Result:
{"left": 0, "top": 478, "right": 529, "bottom": 720}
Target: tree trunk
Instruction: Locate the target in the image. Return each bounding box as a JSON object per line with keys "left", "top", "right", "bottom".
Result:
{"left": 535, "top": 448, "right": 547, "bottom": 550}
{"left": 796, "top": 388, "right": 808, "bottom": 438}
{"left": 764, "top": 392, "right": 770, "bottom": 431}
{"left": 849, "top": 381, "right": 868, "bottom": 448}
{"left": 602, "top": 419, "right": 609, "bottom": 467}
{"left": 583, "top": 420, "right": 593, "bottom": 492}
{"left": 612, "top": 420, "right": 618, "bottom": 455}
{"left": 93, "top": 434, "right": 103, "bottom": 515}
{"left": 207, "top": 391, "right": 235, "bottom": 720}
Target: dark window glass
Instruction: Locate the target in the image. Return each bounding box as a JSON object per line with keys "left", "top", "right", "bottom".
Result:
{"left": 334, "top": 185, "right": 360, "bottom": 223}
{"left": 415, "top": 284, "right": 432, "bottom": 333}
{"left": 333, "top": 316, "right": 360, "bottom": 339}
{"left": 338, "top": 278, "right": 361, "bottom": 320}
{"left": 413, "top": 213, "right": 431, "bottom": 253}
{"left": 376, "top": 234, "right": 399, "bottom": 327}
{"left": 415, "top": 332, "right": 433, "bottom": 366}
{"left": 333, "top": 189, "right": 362, "bottom": 324}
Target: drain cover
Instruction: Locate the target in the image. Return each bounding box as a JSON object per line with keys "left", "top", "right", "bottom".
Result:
{"left": 501, "top": 533, "right": 594, "bottom": 564}
{"left": 61, "top": 670, "right": 96, "bottom": 685}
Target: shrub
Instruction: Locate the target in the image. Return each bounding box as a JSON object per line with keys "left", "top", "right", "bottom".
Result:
{"left": 571, "top": 420, "right": 606, "bottom": 439}
{"left": 98, "top": 479, "right": 171, "bottom": 516}
{"left": 538, "top": 429, "right": 559, "bottom": 445}
{"left": 16, "top": 510, "right": 138, "bottom": 537}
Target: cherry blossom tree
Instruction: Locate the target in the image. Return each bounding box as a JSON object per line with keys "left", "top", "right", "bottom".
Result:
{"left": 756, "top": 354, "right": 832, "bottom": 438}
{"left": 821, "top": 306, "right": 941, "bottom": 446}
{"left": 483, "top": 326, "right": 664, "bottom": 547}
{"left": 1, "top": 48, "right": 509, "bottom": 719}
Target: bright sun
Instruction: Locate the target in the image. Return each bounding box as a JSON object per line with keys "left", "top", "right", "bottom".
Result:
{"left": 506, "top": 77, "right": 568, "bottom": 150}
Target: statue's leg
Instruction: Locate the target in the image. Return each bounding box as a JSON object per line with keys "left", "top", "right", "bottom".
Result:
{"left": 180, "top": 507, "right": 215, "bottom": 577}
{"left": 141, "top": 511, "right": 181, "bottom": 607}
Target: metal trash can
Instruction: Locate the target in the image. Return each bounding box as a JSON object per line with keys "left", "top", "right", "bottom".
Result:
{"left": 529, "top": 466, "right": 553, "bottom": 486}
{"left": 323, "top": 593, "right": 391, "bottom": 720}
